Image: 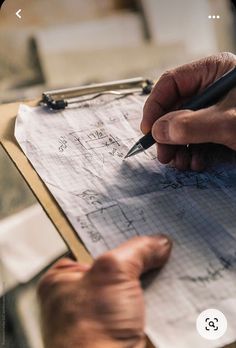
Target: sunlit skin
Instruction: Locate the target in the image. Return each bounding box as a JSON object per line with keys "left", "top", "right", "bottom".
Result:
{"left": 38, "top": 235, "right": 171, "bottom": 348}
{"left": 142, "top": 52, "right": 236, "bottom": 171}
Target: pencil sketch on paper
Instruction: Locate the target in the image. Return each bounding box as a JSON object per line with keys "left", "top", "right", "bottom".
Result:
{"left": 15, "top": 95, "right": 236, "bottom": 348}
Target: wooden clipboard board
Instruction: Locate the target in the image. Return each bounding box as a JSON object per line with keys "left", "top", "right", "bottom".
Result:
{"left": 0, "top": 99, "right": 235, "bottom": 348}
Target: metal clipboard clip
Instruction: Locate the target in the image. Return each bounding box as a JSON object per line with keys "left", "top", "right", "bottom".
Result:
{"left": 41, "top": 77, "right": 154, "bottom": 110}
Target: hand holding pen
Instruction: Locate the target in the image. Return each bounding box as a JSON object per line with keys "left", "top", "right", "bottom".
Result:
{"left": 126, "top": 52, "right": 236, "bottom": 171}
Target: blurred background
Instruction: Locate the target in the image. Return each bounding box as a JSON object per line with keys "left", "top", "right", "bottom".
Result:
{"left": 0, "top": 1, "right": 235, "bottom": 347}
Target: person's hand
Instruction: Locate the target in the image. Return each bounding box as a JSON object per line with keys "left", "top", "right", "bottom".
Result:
{"left": 38, "top": 235, "right": 171, "bottom": 348}
{"left": 142, "top": 52, "right": 236, "bottom": 171}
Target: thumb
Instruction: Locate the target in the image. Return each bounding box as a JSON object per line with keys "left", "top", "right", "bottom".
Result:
{"left": 151, "top": 106, "right": 235, "bottom": 148}
{"left": 108, "top": 235, "right": 172, "bottom": 279}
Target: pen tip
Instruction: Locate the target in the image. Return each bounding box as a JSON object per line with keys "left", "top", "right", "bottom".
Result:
{"left": 124, "top": 143, "right": 145, "bottom": 159}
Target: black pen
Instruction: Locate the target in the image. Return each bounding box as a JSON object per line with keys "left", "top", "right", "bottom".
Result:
{"left": 125, "top": 66, "right": 236, "bottom": 159}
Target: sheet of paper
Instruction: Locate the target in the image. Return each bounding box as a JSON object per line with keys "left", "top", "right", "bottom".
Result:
{"left": 15, "top": 95, "right": 236, "bottom": 348}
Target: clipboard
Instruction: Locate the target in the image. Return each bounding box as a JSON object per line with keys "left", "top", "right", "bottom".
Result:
{"left": 0, "top": 77, "right": 156, "bottom": 348}
{"left": 1, "top": 79, "right": 235, "bottom": 348}
{"left": 0, "top": 77, "right": 153, "bottom": 258}
{"left": 0, "top": 77, "right": 153, "bottom": 255}
{"left": 0, "top": 78, "right": 157, "bottom": 348}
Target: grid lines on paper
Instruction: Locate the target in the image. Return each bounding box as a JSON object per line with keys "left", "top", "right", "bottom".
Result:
{"left": 15, "top": 95, "right": 236, "bottom": 348}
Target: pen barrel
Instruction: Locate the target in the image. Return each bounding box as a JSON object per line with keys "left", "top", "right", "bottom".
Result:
{"left": 140, "top": 131, "right": 156, "bottom": 149}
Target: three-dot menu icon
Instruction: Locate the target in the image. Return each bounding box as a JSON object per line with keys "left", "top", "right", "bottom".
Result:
{"left": 208, "top": 15, "right": 220, "bottom": 19}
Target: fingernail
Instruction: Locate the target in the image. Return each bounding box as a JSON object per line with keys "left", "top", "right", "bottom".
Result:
{"left": 157, "top": 234, "right": 171, "bottom": 247}
{"left": 153, "top": 120, "right": 169, "bottom": 142}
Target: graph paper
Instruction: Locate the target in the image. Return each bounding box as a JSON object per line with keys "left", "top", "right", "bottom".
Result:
{"left": 15, "top": 95, "right": 236, "bottom": 348}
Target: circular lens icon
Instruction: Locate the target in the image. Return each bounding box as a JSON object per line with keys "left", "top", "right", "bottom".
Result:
{"left": 196, "top": 309, "right": 227, "bottom": 340}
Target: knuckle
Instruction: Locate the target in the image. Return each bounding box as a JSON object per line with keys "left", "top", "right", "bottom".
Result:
{"left": 92, "top": 253, "right": 122, "bottom": 275}
{"left": 145, "top": 70, "right": 174, "bottom": 103}
{"left": 159, "top": 69, "right": 175, "bottom": 81}
{"left": 219, "top": 52, "right": 236, "bottom": 65}
{"left": 146, "top": 69, "right": 176, "bottom": 107}
{"left": 207, "top": 53, "right": 236, "bottom": 82}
